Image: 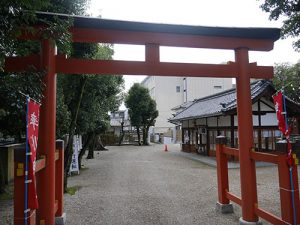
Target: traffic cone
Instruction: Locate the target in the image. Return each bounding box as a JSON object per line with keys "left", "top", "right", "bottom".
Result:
{"left": 164, "top": 144, "right": 168, "bottom": 152}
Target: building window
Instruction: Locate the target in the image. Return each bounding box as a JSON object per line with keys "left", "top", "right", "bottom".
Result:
{"left": 176, "top": 86, "right": 180, "bottom": 92}
{"left": 214, "top": 85, "right": 222, "bottom": 89}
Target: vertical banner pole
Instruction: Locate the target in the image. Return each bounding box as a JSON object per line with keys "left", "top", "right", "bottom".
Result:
{"left": 24, "top": 97, "right": 29, "bottom": 225}
{"left": 282, "top": 93, "right": 297, "bottom": 225}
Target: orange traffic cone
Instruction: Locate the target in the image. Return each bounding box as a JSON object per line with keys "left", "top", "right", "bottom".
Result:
{"left": 164, "top": 144, "right": 168, "bottom": 152}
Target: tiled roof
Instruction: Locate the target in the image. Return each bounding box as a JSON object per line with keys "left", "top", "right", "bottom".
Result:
{"left": 171, "top": 101, "right": 195, "bottom": 111}
{"left": 170, "top": 80, "right": 274, "bottom": 122}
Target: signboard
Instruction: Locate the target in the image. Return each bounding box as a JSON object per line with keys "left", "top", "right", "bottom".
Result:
{"left": 70, "top": 135, "right": 81, "bottom": 174}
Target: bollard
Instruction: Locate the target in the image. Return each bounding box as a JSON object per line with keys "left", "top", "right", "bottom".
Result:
{"left": 164, "top": 144, "right": 168, "bottom": 152}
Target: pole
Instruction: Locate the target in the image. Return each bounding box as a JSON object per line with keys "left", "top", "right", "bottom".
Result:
{"left": 235, "top": 48, "right": 259, "bottom": 223}
{"left": 282, "top": 92, "right": 297, "bottom": 225}
{"left": 36, "top": 39, "right": 57, "bottom": 225}
{"left": 24, "top": 97, "right": 29, "bottom": 225}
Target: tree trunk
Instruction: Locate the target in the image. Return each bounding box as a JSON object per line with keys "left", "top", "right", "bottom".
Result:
{"left": 118, "top": 121, "right": 124, "bottom": 146}
{"left": 143, "top": 126, "right": 149, "bottom": 145}
{"left": 87, "top": 132, "right": 96, "bottom": 159}
{"left": 0, "top": 158, "right": 5, "bottom": 194}
{"left": 95, "top": 135, "right": 107, "bottom": 150}
{"left": 64, "top": 76, "right": 87, "bottom": 192}
{"left": 136, "top": 126, "right": 141, "bottom": 145}
{"left": 78, "top": 132, "right": 94, "bottom": 170}
{"left": 142, "top": 127, "right": 146, "bottom": 145}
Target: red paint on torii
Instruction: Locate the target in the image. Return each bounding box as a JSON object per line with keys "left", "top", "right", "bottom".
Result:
{"left": 5, "top": 11, "right": 288, "bottom": 225}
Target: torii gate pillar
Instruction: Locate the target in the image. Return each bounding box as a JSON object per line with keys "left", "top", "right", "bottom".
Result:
{"left": 235, "top": 48, "right": 259, "bottom": 224}
{"left": 36, "top": 39, "right": 57, "bottom": 225}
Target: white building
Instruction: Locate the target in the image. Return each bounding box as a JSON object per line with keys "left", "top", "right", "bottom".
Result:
{"left": 141, "top": 76, "right": 232, "bottom": 140}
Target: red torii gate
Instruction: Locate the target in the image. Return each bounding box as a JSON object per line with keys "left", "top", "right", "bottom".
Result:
{"left": 5, "top": 12, "right": 284, "bottom": 225}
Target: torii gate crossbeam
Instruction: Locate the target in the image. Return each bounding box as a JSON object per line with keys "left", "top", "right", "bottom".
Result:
{"left": 5, "top": 12, "right": 282, "bottom": 225}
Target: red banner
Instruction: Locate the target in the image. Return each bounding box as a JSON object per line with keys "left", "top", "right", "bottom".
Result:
{"left": 273, "top": 91, "right": 294, "bottom": 166}
{"left": 27, "top": 99, "right": 40, "bottom": 209}
{"left": 273, "top": 91, "right": 286, "bottom": 134}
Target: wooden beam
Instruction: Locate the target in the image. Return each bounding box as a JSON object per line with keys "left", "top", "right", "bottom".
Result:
{"left": 4, "top": 55, "right": 40, "bottom": 72}
{"left": 223, "top": 147, "right": 239, "bottom": 157}
{"left": 56, "top": 57, "right": 273, "bottom": 78}
{"left": 4, "top": 56, "right": 274, "bottom": 79}
{"left": 145, "top": 43, "right": 159, "bottom": 63}
{"left": 56, "top": 58, "right": 238, "bottom": 77}
{"left": 230, "top": 115, "right": 235, "bottom": 148}
{"left": 71, "top": 28, "right": 275, "bottom": 51}
{"left": 254, "top": 207, "right": 285, "bottom": 225}
{"left": 257, "top": 100, "right": 262, "bottom": 151}
{"left": 226, "top": 191, "right": 242, "bottom": 206}
{"left": 35, "top": 157, "right": 46, "bottom": 173}
{"left": 250, "top": 151, "right": 279, "bottom": 164}
{"left": 260, "top": 99, "right": 275, "bottom": 110}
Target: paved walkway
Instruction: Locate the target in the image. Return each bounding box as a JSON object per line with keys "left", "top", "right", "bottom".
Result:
{"left": 65, "top": 144, "right": 281, "bottom": 225}
{"left": 172, "top": 146, "right": 275, "bottom": 169}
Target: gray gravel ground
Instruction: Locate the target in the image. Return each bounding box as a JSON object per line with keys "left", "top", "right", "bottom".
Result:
{"left": 64, "top": 144, "right": 284, "bottom": 225}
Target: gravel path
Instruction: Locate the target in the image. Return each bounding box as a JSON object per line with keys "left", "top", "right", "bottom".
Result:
{"left": 64, "top": 144, "right": 283, "bottom": 225}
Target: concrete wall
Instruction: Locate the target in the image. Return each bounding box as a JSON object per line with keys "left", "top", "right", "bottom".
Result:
{"left": 142, "top": 76, "right": 183, "bottom": 134}
{"left": 186, "top": 77, "right": 232, "bottom": 102}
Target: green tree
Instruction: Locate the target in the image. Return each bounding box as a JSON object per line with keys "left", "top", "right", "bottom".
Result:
{"left": 0, "top": 71, "right": 44, "bottom": 141}
{"left": 273, "top": 62, "right": 300, "bottom": 102}
{"left": 0, "top": 0, "right": 89, "bottom": 141}
{"left": 125, "top": 83, "right": 158, "bottom": 145}
{"left": 0, "top": 0, "right": 92, "bottom": 192}
{"left": 60, "top": 43, "right": 124, "bottom": 190}
{"left": 0, "top": 0, "right": 89, "bottom": 69}
{"left": 76, "top": 73, "right": 124, "bottom": 161}
{"left": 260, "top": 0, "right": 300, "bottom": 50}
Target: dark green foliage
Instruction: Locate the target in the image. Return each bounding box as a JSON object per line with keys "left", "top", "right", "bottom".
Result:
{"left": 56, "top": 78, "right": 71, "bottom": 138}
{"left": 273, "top": 62, "right": 300, "bottom": 102}
{"left": 125, "top": 83, "right": 158, "bottom": 145}
{"left": 260, "top": 0, "right": 300, "bottom": 50}
{"left": 0, "top": 0, "right": 85, "bottom": 69}
{"left": 0, "top": 0, "right": 49, "bottom": 68}
{"left": 0, "top": 0, "right": 90, "bottom": 140}
{"left": 62, "top": 43, "right": 124, "bottom": 186}
{"left": 0, "top": 71, "right": 44, "bottom": 140}
{"left": 61, "top": 43, "right": 123, "bottom": 139}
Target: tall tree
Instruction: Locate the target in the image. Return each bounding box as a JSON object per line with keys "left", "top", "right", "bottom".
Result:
{"left": 0, "top": 0, "right": 89, "bottom": 69}
{"left": 0, "top": 0, "right": 92, "bottom": 191}
{"left": 273, "top": 62, "right": 300, "bottom": 102}
{"left": 260, "top": 0, "right": 300, "bottom": 50}
{"left": 0, "top": 0, "right": 89, "bottom": 140}
{"left": 61, "top": 43, "right": 124, "bottom": 190}
{"left": 125, "top": 83, "right": 158, "bottom": 145}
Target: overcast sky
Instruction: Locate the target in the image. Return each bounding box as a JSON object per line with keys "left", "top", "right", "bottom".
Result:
{"left": 88, "top": 0, "right": 299, "bottom": 92}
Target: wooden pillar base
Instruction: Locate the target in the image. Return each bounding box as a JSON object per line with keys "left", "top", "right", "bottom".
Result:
{"left": 239, "top": 218, "right": 262, "bottom": 225}
{"left": 216, "top": 202, "right": 233, "bottom": 214}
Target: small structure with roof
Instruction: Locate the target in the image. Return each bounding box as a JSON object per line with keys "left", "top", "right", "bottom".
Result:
{"left": 109, "top": 110, "right": 131, "bottom": 136}
{"left": 170, "top": 80, "right": 300, "bottom": 157}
